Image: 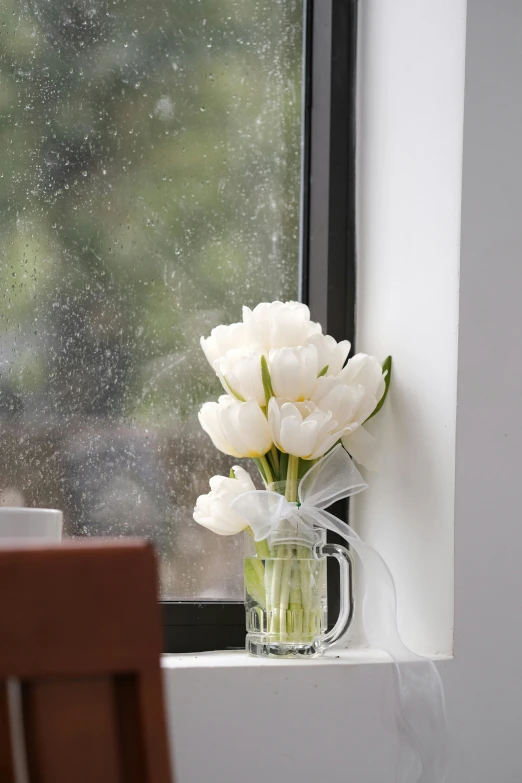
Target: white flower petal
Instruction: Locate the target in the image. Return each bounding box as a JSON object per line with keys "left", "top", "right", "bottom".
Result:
{"left": 313, "top": 354, "right": 386, "bottom": 430}
{"left": 193, "top": 469, "right": 255, "bottom": 536}
{"left": 200, "top": 322, "right": 247, "bottom": 367}
{"left": 243, "top": 301, "right": 312, "bottom": 352}
{"left": 342, "top": 426, "right": 379, "bottom": 470}
{"left": 269, "top": 345, "right": 319, "bottom": 401}
{"left": 339, "top": 354, "right": 385, "bottom": 403}
{"left": 230, "top": 465, "right": 257, "bottom": 491}
{"left": 199, "top": 396, "right": 272, "bottom": 458}
{"left": 198, "top": 401, "right": 241, "bottom": 457}
{"left": 216, "top": 348, "right": 265, "bottom": 405}
{"left": 268, "top": 398, "right": 339, "bottom": 459}
{"left": 309, "top": 432, "right": 342, "bottom": 459}
{"left": 308, "top": 333, "right": 350, "bottom": 376}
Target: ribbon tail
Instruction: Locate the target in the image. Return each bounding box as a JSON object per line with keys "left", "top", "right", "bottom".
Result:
{"left": 303, "top": 508, "right": 449, "bottom": 783}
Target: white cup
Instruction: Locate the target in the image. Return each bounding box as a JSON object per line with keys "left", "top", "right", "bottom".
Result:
{"left": 0, "top": 507, "right": 63, "bottom": 543}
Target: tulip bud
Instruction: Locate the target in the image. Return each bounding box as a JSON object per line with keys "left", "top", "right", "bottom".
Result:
{"left": 338, "top": 353, "right": 386, "bottom": 404}
{"left": 268, "top": 344, "right": 319, "bottom": 402}
{"left": 198, "top": 395, "right": 273, "bottom": 458}
{"left": 193, "top": 466, "right": 256, "bottom": 535}
{"left": 242, "top": 301, "right": 321, "bottom": 352}
{"left": 214, "top": 348, "right": 266, "bottom": 406}
{"left": 268, "top": 398, "right": 342, "bottom": 460}
{"left": 307, "top": 333, "right": 351, "bottom": 376}
{"left": 200, "top": 322, "right": 247, "bottom": 367}
{"left": 312, "top": 375, "right": 377, "bottom": 431}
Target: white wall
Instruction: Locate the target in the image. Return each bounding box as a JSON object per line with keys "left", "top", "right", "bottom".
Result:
{"left": 444, "top": 0, "right": 522, "bottom": 778}
{"left": 353, "top": 0, "right": 465, "bottom": 657}
{"left": 164, "top": 1, "right": 522, "bottom": 781}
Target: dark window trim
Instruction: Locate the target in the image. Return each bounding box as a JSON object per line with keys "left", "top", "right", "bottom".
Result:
{"left": 162, "top": 0, "right": 358, "bottom": 655}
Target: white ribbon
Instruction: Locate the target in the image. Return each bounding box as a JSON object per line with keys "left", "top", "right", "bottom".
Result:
{"left": 232, "top": 444, "right": 449, "bottom": 783}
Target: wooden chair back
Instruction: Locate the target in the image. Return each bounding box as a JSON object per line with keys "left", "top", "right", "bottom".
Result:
{"left": 0, "top": 540, "right": 173, "bottom": 783}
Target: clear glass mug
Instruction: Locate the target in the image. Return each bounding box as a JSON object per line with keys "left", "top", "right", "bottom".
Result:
{"left": 244, "top": 526, "right": 354, "bottom": 658}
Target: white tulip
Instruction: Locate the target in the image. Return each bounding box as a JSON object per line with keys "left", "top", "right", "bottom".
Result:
{"left": 338, "top": 353, "right": 386, "bottom": 406}
{"left": 307, "top": 333, "right": 351, "bottom": 376}
{"left": 312, "top": 355, "right": 387, "bottom": 468}
{"left": 268, "top": 344, "right": 319, "bottom": 402}
{"left": 312, "top": 375, "right": 378, "bottom": 432}
{"left": 242, "top": 301, "right": 321, "bottom": 352}
{"left": 198, "top": 395, "right": 273, "bottom": 458}
{"left": 214, "top": 348, "right": 266, "bottom": 406}
{"left": 200, "top": 322, "right": 247, "bottom": 367}
{"left": 268, "top": 398, "right": 348, "bottom": 460}
{"left": 193, "top": 466, "right": 256, "bottom": 535}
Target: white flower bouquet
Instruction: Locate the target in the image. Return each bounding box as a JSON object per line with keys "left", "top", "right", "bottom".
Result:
{"left": 194, "top": 301, "right": 391, "bottom": 652}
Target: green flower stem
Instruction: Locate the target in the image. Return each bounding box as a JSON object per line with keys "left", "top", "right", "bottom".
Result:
{"left": 246, "top": 456, "right": 323, "bottom": 645}
{"left": 259, "top": 454, "right": 274, "bottom": 485}
{"left": 290, "top": 603, "right": 303, "bottom": 638}
{"left": 299, "top": 547, "right": 312, "bottom": 640}
{"left": 270, "top": 445, "right": 280, "bottom": 478}
{"left": 270, "top": 549, "right": 283, "bottom": 635}
{"left": 265, "top": 558, "right": 274, "bottom": 632}
{"left": 279, "top": 545, "right": 292, "bottom": 638}
{"left": 251, "top": 544, "right": 320, "bottom": 643}
{"left": 285, "top": 454, "right": 299, "bottom": 502}
{"left": 308, "top": 609, "right": 317, "bottom": 636}
{"left": 289, "top": 559, "right": 301, "bottom": 607}
{"left": 268, "top": 457, "right": 299, "bottom": 640}
{"left": 289, "top": 558, "right": 302, "bottom": 639}
{"left": 266, "top": 450, "right": 277, "bottom": 481}
{"left": 279, "top": 451, "right": 289, "bottom": 484}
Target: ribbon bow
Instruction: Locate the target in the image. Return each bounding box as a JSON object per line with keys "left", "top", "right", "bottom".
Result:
{"left": 232, "top": 445, "right": 449, "bottom": 783}
{"left": 233, "top": 441, "right": 368, "bottom": 545}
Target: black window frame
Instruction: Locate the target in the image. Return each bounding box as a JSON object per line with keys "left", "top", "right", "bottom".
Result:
{"left": 162, "top": 0, "right": 358, "bottom": 654}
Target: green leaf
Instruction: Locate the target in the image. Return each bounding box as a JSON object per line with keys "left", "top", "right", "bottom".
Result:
{"left": 229, "top": 468, "right": 236, "bottom": 479}
{"left": 364, "top": 356, "right": 392, "bottom": 423}
{"left": 244, "top": 559, "right": 266, "bottom": 609}
{"left": 260, "top": 355, "right": 274, "bottom": 403}
{"left": 254, "top": 538, "right": 271, "bottom": 558}
{"left": 317, "top": 365, "right": 329, "bottom": 378}
{"left": 298, "top": 458, "right": 316, "bottom": 481}
{"left": 224, "top": 376, "right": 246, "bottom": 402}
{"left": 279, "top": 450, "right": 289, "bottom": 483}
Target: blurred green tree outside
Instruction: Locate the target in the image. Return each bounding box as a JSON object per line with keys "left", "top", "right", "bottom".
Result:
{"left": 0, "top": 0, "right": 302, "bottom": 598}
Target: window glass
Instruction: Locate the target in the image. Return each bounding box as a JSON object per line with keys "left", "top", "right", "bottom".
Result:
{"left": 0, "top": 0, "right": 302, "bottom": 598}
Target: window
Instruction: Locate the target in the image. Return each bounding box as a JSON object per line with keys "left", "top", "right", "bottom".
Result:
{"left": 0, "top": 0, "right": 357, "bottom": 652}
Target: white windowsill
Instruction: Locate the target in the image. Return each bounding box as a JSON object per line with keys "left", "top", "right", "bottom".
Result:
{"left": 161, "top": 647, "right": 453, "bottom": 670}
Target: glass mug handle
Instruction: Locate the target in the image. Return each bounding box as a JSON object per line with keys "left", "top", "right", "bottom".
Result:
{"left": 312, "top": 541, "right": 354, "bottom": 653}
